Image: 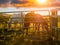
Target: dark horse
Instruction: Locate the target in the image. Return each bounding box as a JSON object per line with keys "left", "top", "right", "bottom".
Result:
{"left": 24, "top": 11, "right": 48, "bottom": 34}
{"left": 34, "top": 14, "right": 48, "bottom": 32}
{"left": 23, "top": 11, "right": 35, "bottom": 34}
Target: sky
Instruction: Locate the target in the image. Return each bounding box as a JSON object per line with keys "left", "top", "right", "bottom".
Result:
{"left": 0, "top": 0, "right": 28, "bottom": 4}
{"left": 0, "top": 0, "right": 60, "bottom": 15}
{"left": 0, "top": 0, "right": 60, "bottom": 6}
{"left": 0, "top": 0, "right": 60, "bottom": 3}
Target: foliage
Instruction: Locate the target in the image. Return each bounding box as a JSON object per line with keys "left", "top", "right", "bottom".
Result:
{"left": 0, "top": 13, "right": 10, "bottom": 23}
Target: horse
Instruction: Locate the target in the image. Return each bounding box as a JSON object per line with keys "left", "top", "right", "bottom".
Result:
{"left": 23, "top": 11, "right": 35, "bottom": 34}
{"left": 34, "top": 14, "right": 48, "bottom": 32}
{"left": 24, "top": 13, "right": 53, "bottom": 44}
{"left": 24, "top": 11, "right": 49, "bottom": 35}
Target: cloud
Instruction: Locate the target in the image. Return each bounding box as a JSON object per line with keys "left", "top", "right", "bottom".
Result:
{"left": 56, "top": 0, "right": 60, "bottom": 2}
{"left": 11, "top": 0, "right": 28, "bottom": 4}
{"left": 0, "top": 0, "right": 60, "bottom": 7}
{"left": 0, "top": 0, "right": 9, "bottom": 4}
{"left": 0, "top": 0, "right": 28, "bottom": 4}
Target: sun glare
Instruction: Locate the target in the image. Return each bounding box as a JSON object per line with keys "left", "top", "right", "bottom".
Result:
{"left": 37, "top": 0, "right": 47, "bottom": 4}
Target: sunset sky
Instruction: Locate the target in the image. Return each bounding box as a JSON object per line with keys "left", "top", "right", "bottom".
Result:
{"left": 0, "top": 0, "right": 59, "bottom": 4}
{"left": 0, "top": 0, "right": 60, "bottom": 15}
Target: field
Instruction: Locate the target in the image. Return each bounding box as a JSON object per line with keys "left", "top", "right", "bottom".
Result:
{"left": 0, "top": 16, "right": 60, "bottom": 45}
{"left": 58, "top": 16, "right": 60, "bottom": 28}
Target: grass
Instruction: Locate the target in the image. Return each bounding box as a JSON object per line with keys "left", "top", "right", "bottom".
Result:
{"left": 0, "top": 17, "right": 60, "bottom": 45}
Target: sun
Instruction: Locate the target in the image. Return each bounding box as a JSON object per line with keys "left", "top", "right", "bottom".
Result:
{"left": 37, "top": 0, "right": 46, "bottom": 4}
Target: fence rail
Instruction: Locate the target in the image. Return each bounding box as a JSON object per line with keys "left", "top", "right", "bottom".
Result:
{"left": 0, "top": 10, "right": 59, "bottom": 45}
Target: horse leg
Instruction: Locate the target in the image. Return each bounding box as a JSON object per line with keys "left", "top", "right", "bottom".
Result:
{"left": 37, "top": 23, "right": 40, "bottom": 32}
{"left": 35, "top": 23, "right": 38, "bottom": 32}
{"left": 45, "top": 25, "right": 48, "bottom": 30}
{"left": 41, "top": 24, "right": 45, "bottom": 30}
{"left": 24, "top": 23, "right": 30, "bottom": 35}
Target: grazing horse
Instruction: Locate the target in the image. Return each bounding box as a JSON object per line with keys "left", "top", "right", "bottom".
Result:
{"left": 41, "top": 18, "right": 48, "bottom": 30}
{"left": 34, "top": 14, "right": 48, "bottom": 32}
{"left": 34, "top": 14, "right": 50, "bottom": 43}
{"left": 23, "top": 11, "right": 35, "bottom": 34}
{"left": 34, "top": 14, "right": 41, "bottom": 31}
{"left": 24, "top": 12, "right": 48, "bottom": 34}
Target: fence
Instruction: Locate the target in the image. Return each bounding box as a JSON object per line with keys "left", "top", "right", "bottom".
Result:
{"left": 0, "top": 10, "right": 59, "bottom": 45}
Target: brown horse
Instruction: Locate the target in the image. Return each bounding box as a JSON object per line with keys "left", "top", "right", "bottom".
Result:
{"left": 23, "top": 11, "right": 35, "bottom": 34}
{"left": 24, "top": 12, "right": 48, "bottom": 34}
{"left": 33, "top": 14, "right": 49, "bottom": 32}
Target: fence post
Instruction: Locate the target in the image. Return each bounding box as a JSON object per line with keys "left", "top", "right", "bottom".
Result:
{"left": 50, "top": 9, "right": 58, "bottom": 45}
